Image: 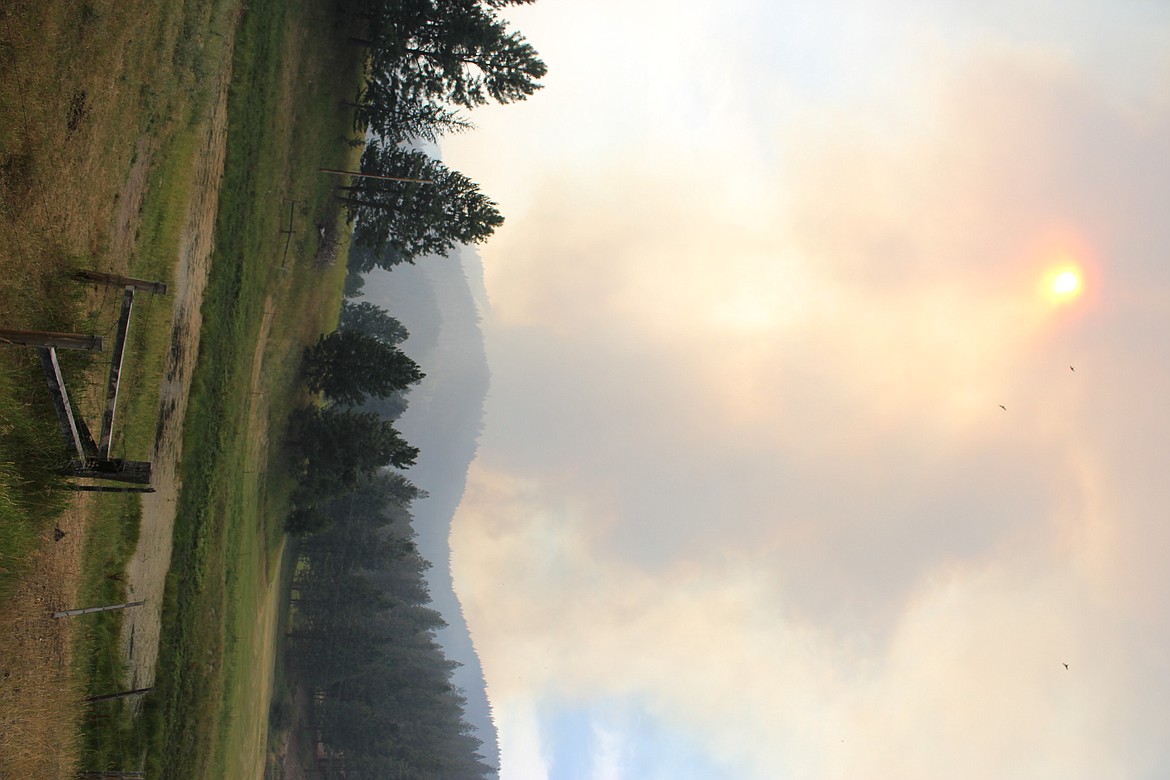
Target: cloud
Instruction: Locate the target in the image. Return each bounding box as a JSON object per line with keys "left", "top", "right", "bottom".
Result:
{"left": 494, "top": 698, "right": 552, "bottom": 780}
{"left": 446, "top": 3, "right": 1170, "bottom": 778}
{"left": 455, "top": 460, "right": 1170, "bottom": 779}
{"left": 589, "top": 718, "right": 627, "bottom": 780}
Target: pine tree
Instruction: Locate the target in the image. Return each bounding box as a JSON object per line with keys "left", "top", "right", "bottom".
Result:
{"left": 340, "top": 300, "right": 410, "bottom": 345}
{"left": 302, "top": 329, "right": 424, "bottom": 405}
{"left": 289, "top": 406, "right": 420, "bottom": 499}
{"left": 358, "top": 0, "right": 546, "bottom": 109}
{"left": 339, "top": 142, "right": 503, "bottom": 263}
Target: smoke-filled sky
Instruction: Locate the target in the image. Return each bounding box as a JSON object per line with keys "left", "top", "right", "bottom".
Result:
{"left": 442, "top": 2, "right": 1170, "bottom": 778}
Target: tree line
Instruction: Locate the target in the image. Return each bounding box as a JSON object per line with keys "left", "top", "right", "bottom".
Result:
{"left": 337, "top": 0, "right": 546, "bottom": 272}
{"left": 288, "top": 471, "right": 496, "bottom": 778}
{"left": 285, "top": 295, "right": 498, "bottom": 776}
{"left": 286, "top": 299, "right": 424, "bottom": 533}
{"left": 279, "top": 0, "right": 545, "bottom": 772}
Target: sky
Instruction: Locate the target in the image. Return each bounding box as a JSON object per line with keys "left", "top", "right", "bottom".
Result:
{"left": 440, "top": 2, "right": 1170, "bottom": 778}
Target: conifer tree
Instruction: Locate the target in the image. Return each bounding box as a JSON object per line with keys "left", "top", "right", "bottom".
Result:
{"left": 302, "top": 329, "right": 424, "bottom": 405}
{"left": 339, "top": 142, "right": 503, "bottom": 263}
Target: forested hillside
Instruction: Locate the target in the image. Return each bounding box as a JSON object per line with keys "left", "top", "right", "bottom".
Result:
{"left": 274, "top": 0, "right": 546, "bottom": 774}
{"left": 288, "top": 473, "right": 495, "bottom": 777}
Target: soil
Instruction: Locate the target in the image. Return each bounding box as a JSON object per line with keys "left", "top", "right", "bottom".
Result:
{"left": 117, "top": 52, "right": 234, "bottom": 696}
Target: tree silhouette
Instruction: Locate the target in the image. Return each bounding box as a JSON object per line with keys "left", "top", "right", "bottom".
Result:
{"left": 340, "top": 300, "right": 410, "bottom": 345}
{"left": 358, "top": 0, "right": 546, "bottom": 109}
{"left": 339, "top": 142, "right": 503, "bottom": 264}
{"left": 303, "top": 329, "right": 424, "bottom": 406}
{"left": 289, "top": 406, "right": 419, "bottom": 499}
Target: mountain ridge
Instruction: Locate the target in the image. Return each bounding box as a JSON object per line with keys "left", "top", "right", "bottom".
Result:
{"left": 356, "top": 245, "right": 498, "bottom": 762}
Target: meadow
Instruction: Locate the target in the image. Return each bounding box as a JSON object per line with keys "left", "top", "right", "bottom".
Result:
{"left": 0, "top": 0, "right": 362, "bottom": 776}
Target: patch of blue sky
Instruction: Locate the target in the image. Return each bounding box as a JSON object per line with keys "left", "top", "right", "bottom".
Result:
{"left": 543, "top": 699, "right": 746, "bottom": 780}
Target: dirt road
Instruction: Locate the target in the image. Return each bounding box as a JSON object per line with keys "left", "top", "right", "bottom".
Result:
{"left": 118, "top": 52, "right": 234, "bottom": 695}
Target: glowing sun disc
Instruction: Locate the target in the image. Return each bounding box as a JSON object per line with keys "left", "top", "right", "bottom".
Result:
{"left": 1053, "top": 270, "right": 1080, "bottom": 295}
{"left": 1043, "top": 264, "right": 1084, "bottom": 304}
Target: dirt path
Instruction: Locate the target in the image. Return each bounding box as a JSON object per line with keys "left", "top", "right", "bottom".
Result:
{"left": 118, "top": 50, "right": 234, "bottom": 695}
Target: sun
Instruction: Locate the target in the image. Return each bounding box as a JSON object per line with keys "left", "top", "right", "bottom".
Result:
{"left": 1052, "top": 269, "right": 1080, "bottom": 295}
{"left": 1042, "top": 263, "right": 1084, "bottom": 304}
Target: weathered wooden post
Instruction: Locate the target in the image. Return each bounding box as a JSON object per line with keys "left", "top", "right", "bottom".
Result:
{"left": 64, "top": 483, "right": 156, "bottom": 493}
{"left": 85, "top": 687, "right": 153, "bottom": 704}
{"left": 38, "top": 347, "right": 96, "bottom": 461}
{"left": 280, "top": 199, "right": 303, "bottom": 268}
{"left": 75, "top": 269, "right": 167, "bottom": 295}
{"left": 53, "top": 600, "right": 145, "bottom": 619}
{"left": 0, "top": 328, "right": 103, "bottom": 351}
{"left": 69, "top": 458, "right": 152, "bottom": 484}
{"left": 97, "top": 286, "right": 135, "bottom": 458}
{"left": 319, "top": 167, "right": 434, "bottom": 184}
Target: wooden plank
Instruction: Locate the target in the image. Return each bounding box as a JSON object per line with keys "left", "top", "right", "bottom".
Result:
{"left": 53, "top": 600, "right": 145, "bottom": 618}
{"left": 63, "top": 483, "right": 156, "bottom": 493}
{"left": 320, "top": 166, "right": 434, "bottom": 183}
{"left": 69, "top": 458, "right": 152, "bottom": 485}
{"left": 85, "top": 687, "right": 153, "bottom": 704}
{"left": 97, "top": 286, "right": 134, "bottom": 458}
{"left": 0, "top": 328, "right": 103, "bottom": 351}
{"left": 38, "top": 348, "right": 88, "bottom": 461}
{"left": 75, "top": 269, "right": 167, "bottom": 295}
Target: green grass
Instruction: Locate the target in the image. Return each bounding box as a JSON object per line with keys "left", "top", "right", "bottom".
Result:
{"left": 0, "top": 357, "right": 71, "bottom": 599}
{"left": 118, "top": 0, "right": 362, "bottom": 776}
{"left": 0, "top": 0, "right": 232, "bottom": 599}
{"left": 1, "top": 0, "right": 362, "bottom": 773}
{"left": 0, "top": 0, "right": 217, "bottom": 759}
{"left": 0, "top": 281, "right": 89, "bottom": 598}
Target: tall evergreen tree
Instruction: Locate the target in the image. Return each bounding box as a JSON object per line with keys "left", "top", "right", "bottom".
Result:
{"left": 340, "top": 142, "right": 503, "bottom": 264}
{"left": 359, "top": 0, "right": 546, "bottom": 109}
{"left": 350, "top": 73, "right": 476, "bottom": 142}
{"left": 340, "top": 300, "right": 410, "bottom": 345}
{"left": 289, "top": 406, "right": 419, "bottom": 498}
{"left": 303, "top": 329, "right": 424, "bottom": 405}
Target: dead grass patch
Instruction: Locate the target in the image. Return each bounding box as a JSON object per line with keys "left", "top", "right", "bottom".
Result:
{"left": 0, "top": 498, "right": 89, "bottom": 777}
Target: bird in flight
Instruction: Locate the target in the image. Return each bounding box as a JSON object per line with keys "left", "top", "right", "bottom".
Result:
{"left": 1070, "top": 366, "right": 1075, "bottom": 372}
{"left": 1063, "top": 663, "right": 1069, "bottom": 670}
{"left": 999, "top": 404, "right": 1006, "bottom": 411}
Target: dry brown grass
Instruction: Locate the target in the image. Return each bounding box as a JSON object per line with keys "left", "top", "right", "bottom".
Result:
{"left": 0, "top": 497, "right": 89, "bottom": 778}
{"left": 1, "top": 0, "right": 358, "bottom": 773}
{"left": 2, "top": 2, "right": 144, "bottom": 299}
{"left": 0, "top": 0, "right": 239, "bottom": 775}
{"left": 0, "top": 0, "right": 231, "bottom": 310}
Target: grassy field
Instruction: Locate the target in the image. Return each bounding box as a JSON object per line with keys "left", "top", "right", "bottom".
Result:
{"left": 0, "top": 0, "right": 362, "bottom": 776}
{"left": 83, "top": 0, "right": 363, "bottom": 776}
{"left": 0, "top": 0, "right": 232, "bottom": 599}
{"left": 1, "top": 1, "right": 243, "bottom": 773}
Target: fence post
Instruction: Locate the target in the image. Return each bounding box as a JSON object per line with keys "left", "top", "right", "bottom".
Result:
{"left": 0, "top": 328, "right": 103, "bottom": 351}
{"left": 97, "top": 287, "right": 135, "bottom": 458}
{"left": 85, "top": 687, "right": 153, "bottom": 704}
{"left": 75, "top": 268, "right": 167, "bottom": 295}
{"left": 64, "top": 484, "right": 156, "bottom": 493}
{"left": 53, "top": 600, "right": 145, "bottom": 619}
